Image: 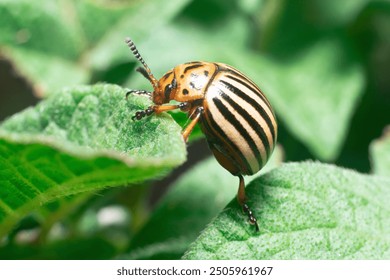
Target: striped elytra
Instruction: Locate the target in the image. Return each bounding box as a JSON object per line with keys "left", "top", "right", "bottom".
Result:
{"left": 125, "top": 38, "right": 277, "bottom": 231}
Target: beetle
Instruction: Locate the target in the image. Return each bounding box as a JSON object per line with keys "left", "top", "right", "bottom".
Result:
{"left": 125, "top": 38, "right": 277, "bottom": 231}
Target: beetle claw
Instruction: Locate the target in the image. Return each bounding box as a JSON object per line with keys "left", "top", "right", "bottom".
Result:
{"left": 132, "top": 106, "right": 154, "bottom": 121}
{"left": 243, "top": 203, "right": 259, "bottom": 232}
{"left": 132, "top": 111, "right": 145, "bottom": 121}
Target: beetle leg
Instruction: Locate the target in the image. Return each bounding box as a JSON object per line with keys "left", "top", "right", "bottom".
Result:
{"left": 126, "top": 89, "right": 151, "bottom": 99}
{"left": 238, "top": 175, "right": 259, "bottom": 232}
{"left": 182, "top": 107, "right": 203, "bottom": 142}
{"left": 153, "top": 104, "right": 181, "bottom": 114}
{"left": 132, "top": 102, "right": 190, "bottom": 121}
{"left": 132, "top": 106, "right": 155, "bottom": 121}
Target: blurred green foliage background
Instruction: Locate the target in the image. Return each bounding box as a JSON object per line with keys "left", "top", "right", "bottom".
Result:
{"left": 0, "top": 0, "right": 389, "bottom": 259}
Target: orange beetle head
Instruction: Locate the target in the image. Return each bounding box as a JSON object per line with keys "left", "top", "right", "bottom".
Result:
{"left": 153, "top": 70, "right": 177, "bottom": 105}
{"left": 126, "top": 39, "right": 209, "bottom": 105}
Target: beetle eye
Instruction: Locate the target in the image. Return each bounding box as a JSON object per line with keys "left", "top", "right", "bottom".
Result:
{"left": 164, "top": 84, "right": 171, "bottom": 99}
{"left": 171, "top": 77, "right": 177, "bottom": 89}
{"left": 164, "top": 78, "right": 177, "bottom": 100}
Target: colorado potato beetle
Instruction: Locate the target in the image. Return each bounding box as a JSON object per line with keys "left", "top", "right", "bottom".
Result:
{"left": 125, "top": 38, "right": 277, "bottom": 231}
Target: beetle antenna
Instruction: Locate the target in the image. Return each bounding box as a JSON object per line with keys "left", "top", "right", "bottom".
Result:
{"left": 125, "top": 37, "right": 159, "bottom": 91}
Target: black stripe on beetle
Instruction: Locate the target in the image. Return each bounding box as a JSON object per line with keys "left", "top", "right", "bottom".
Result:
{"left": 219, "top": 79, "right": 276, "bottom": 142}
{"left": 184, "top": 63, "right": 204, "bottom": 73}
{"left": 218, "top": 88, "right": 271, "bottom": 159}
{"left": 202, "top": 107, "right": 252, "bottom": 174}
{"left": 224, "top": 74, "right": 273, "bottom": 113}
{"left": 211, "top": 96, "right": 261, "bottom": 174}
{"left": 164, "top": 78, "right": 177, "bottom": 100}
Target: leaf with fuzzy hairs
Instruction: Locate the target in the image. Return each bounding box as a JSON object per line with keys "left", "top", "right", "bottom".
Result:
{"left": 183, "top": 162, "right": 390, "bottom": 260}
{"left": 0, "top": 84, "right": 186, "bottom": 237}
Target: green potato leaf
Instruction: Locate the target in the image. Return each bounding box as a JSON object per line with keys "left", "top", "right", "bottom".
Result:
{"left": 183, "top": 162, "right": 390, "bottom": 259}
{"left": 0, "top": 84, "right": 186, "bottom": 238}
